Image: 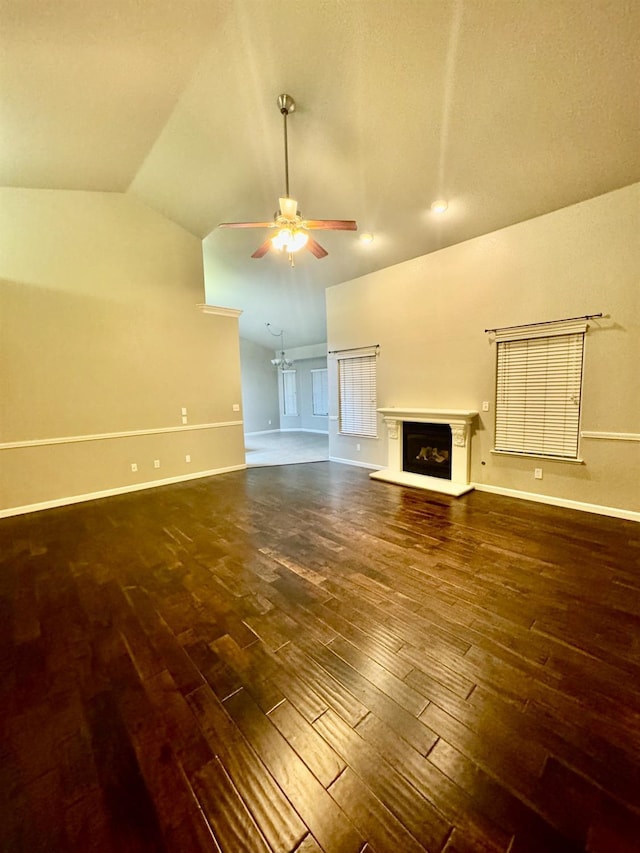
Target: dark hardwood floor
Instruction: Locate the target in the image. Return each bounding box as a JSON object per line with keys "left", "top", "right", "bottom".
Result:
{"left": 1, "top": 462, "right": 639, "bottom": 852}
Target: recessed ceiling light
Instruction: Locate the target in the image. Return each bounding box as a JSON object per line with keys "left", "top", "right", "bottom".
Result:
{"left": 430, "top": 200, "right": 448, "bottom": 214}
{"left": 359, "top": 232, "right": 374, "bottom": 244}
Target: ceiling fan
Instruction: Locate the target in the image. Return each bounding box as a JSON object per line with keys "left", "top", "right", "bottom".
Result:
{"left": 218, "top": 94, "right": 357, "bottom": 264}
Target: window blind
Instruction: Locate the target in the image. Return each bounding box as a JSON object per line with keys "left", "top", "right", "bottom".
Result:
{"left": 311, "top": 368, "right": 328, "bottom": 416}
{"left": 281, "top": 370, "right": 297, "bottom": 416}
{"left": 495, "top": 332, "right": 585, "bottom": 458}
{"left": 338, "top": 355, "right": 377, "bottom": 437}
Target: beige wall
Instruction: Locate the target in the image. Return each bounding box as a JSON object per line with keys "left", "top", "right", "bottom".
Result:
{"left": 0, "top": 189, "right": 245, "bottom": 514}
{"left": 327, "top": 183, "right": 639, "bottom": 515}
{"left": 239, "top": 337, "right": 280, "bottom": 433}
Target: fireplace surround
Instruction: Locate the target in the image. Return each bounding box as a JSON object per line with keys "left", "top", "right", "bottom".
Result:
{"left": 370, "top": 407, "right": 478, "bottom": 496}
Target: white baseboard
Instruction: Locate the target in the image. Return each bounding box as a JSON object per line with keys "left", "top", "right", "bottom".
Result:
{"left": 0, "top": 465, "right": 247, "bottom": 519}
{"left": 329, "top": 456, "right": 383, "bottom": 471}
{"left": 245, "top": 428, "right": 329, "bottom": 436}
{"left": 472, "top": 483, "right": 640, "bottom": 522}
{"left": 280, "top": 428, "right": 329, "bottom": 435}
{"left": 6, "top": 463, "right": 634, "bottom": 524}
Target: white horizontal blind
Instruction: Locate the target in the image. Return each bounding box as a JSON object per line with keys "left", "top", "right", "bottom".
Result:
{"left": 495, "top": 332, "right": 585, "bottom": 457}
{"left": 311, "top": 368, "right": 328, "bottom": 416}
{"left": 338, "top": 355, "right": 377, "bottom": 437}
{"left": 281, "top": 370, "right": 297, "bottom": 416}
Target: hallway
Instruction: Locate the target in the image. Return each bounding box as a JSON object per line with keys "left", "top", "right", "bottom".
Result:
{"left": 244, "top": 430, "right": 329, "bottom": 467}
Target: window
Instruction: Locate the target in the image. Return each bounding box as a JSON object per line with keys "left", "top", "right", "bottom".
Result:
{"left": 311, "top": 368, "right": 328, "bottom": 416}
{"left": 338, "top": 354, "right": 377, "bottom": 437}
{"left": 281, "top": 370, "right": 297, "bottom": 416}
{"left": 494, "top": 319, "right": 587, "bottom": 459}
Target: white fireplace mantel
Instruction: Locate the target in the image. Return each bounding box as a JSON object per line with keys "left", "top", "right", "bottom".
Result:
{"left": 370, "top": 407, "right": 478, "bottom": 497}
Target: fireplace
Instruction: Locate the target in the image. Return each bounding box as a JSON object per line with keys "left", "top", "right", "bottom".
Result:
{"left": 403, "top": 422, "right": 452, "bottom": 480}
{"left": 370, "top": 407, "right": 478, "bottom": 497}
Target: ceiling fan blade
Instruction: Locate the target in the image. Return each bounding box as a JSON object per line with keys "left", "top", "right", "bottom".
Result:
{"left": 251, "top": 238, "right": 273, "bottom": 259}
{"left": 303, "top": 219, "right": 358, "bottom": 231}
{"left": 306, "top": 236, "right": 329, "bottom": 259}
{"left": 218, "top": 221, "right": 275, "bottom": 229}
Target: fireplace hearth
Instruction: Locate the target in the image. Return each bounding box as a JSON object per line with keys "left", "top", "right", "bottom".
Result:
{"left": 370, "top": 407, "right": 478, "bottom": 497}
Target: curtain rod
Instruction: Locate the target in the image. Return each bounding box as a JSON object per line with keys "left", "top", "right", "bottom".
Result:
{"left": 327, "top": 344, "right": 380, "bottom": 355}
{"left": 484, "top": 313, "right": 603, "bottom": 334}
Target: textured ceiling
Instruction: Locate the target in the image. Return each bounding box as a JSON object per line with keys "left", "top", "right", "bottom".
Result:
{"left": 2, "top": 0, "right": 639, "bottom": 349}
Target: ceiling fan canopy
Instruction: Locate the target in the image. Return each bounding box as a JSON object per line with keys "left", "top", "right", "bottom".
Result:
{"left": 218, "top": 94, "right": 357, "bottom": 263}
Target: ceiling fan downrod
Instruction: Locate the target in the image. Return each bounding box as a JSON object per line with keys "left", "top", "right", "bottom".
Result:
{"left": 278, "top": 94, "right": 295, "bottom": 201}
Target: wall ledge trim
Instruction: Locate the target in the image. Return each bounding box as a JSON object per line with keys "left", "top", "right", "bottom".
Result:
{"left": 1, "top": 421, "right": 243, "bottom": 450}
{"left": 0, "top": 465, "right": 247, "bottom": 519}
{"left": 580, "top": 431, "right": 640, "bottom": 442}
{"left": 197, "top": 304, "right": 242, "bottom": 318}
{"left": 472, "top": 483, "right": 639, "bottom": 522}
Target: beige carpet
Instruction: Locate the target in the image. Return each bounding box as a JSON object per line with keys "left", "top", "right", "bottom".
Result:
{"left": 244, "top": 430, "right": 329, "bottom": 467}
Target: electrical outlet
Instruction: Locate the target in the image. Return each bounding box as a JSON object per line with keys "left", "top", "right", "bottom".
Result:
{"left": 154, "top": 459, "right": 160, "bottom": 469}
{"left": 233, "top": 403, "right": 240, "bottom": 412}
{"left": 356, "top": 443, "right": 361, "bottom": 451}
{"left": 534, "top": 468, "right": 543, "bottom": 479}
{"left": 181, "top": 415, "right": 188, "bottom": 424}
{"left": 482, "top": 401, "right": 490, "bottom": 412}
{"left": 181, "top": 407, "right": 187, "bottom": 416}
{"left": 130, "top": 463, "right": 138, "bottom": 472}
{"left": 185, "top": 454, "right": 191, "bottom": 463}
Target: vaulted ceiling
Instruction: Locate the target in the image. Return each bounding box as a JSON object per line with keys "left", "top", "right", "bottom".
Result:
{"left": 2, "top": 0, "right": 639, "bottom": 348}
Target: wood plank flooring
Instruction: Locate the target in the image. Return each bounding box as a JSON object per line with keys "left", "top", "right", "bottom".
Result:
{"left": 1, "top": 462, "right": 639, "bottom": 852}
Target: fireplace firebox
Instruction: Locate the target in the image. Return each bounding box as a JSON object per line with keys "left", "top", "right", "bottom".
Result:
{"left": 403, "top": 422, "right": 452, "bottom": 480}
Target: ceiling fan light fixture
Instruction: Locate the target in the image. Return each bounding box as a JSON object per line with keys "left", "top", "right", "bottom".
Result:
{"left": 289, "top": 230, "right": 309, "bottom": 252}
{"left": 271, "top": 228, "right": 291, "bottom": 250}
{"left": 272, "top": 228, "right": 308, "bottom": 253}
